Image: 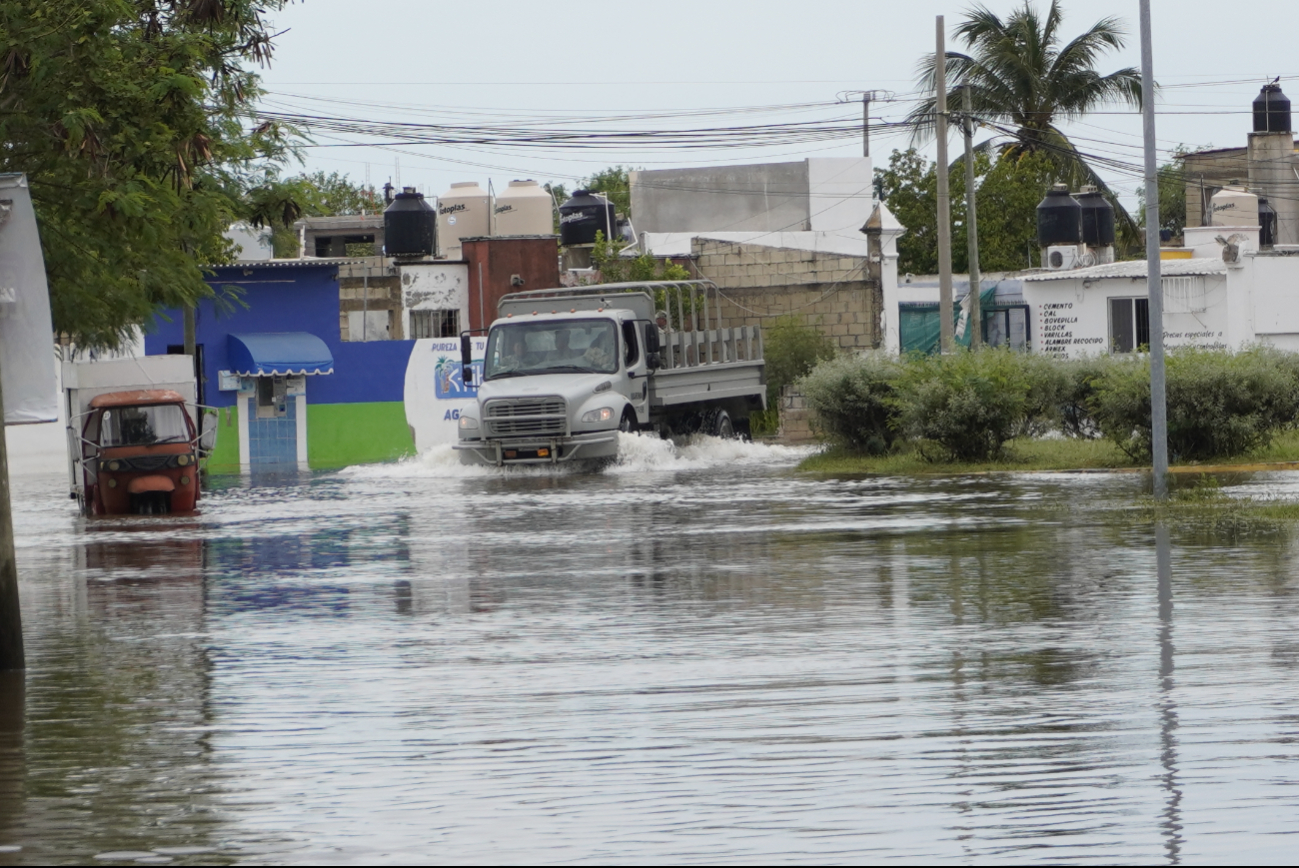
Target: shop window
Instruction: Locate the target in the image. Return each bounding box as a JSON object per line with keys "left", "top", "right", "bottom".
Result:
{"left": 983, "top": 306, "right": 1029, "bottom": 351}
{"left": 410, "top": 309, "right": 460, "bottom": 339}
{"left": 1109, "top": 297, "right": 1150, "bottom": 353}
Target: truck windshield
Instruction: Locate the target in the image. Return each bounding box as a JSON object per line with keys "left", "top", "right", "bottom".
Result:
{"left": 100, "top": 404, "right": 190, "bottom": 447}
{"left": 484, "top": 319, "right": 619, "bottom": 379}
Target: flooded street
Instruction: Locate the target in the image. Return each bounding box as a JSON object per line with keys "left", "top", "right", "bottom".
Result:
{"left": 3, "top": 435, "right": 1299, "bottom": 864}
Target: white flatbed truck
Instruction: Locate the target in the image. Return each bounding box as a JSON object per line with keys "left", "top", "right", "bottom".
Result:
{"left": 454, "top": 281, "right": 766, "bottom": 466}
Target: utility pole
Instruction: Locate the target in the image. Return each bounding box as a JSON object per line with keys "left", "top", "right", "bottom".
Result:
{"left": 935, "top": 16, "right": 954, "bottom": 353}
{"left": 0, "top": 358, "right": 24, "bottom": 671}
{"left": 862, "top": 93, "right": 871, "bottom": 157}
{"left": 962, "top": 83, "right": 982, "bottom": 348}
{"left": 1139, "top": 0, "right": 1168, "bottom": 499}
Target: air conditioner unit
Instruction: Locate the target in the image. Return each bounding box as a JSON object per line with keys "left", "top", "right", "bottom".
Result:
{"left": 1045, "top": 245, "right": 1080, "bottom": 271}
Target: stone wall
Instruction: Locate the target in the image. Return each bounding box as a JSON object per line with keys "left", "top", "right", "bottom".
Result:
{"left": 691, "top": 238, "right": 881, "bottom": 351}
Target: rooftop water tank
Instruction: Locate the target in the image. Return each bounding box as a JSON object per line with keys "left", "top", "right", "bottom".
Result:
{"left": 383, "top": 187, "right": 435, "bottom": 258}
{"left": 1259, "top": 197, "right": 1278, "bottom": 247}
{"left": 558, "top": 189, "right": 616, "bottom": 246}
{"left": 1036, "top": 184, "right": 1081, "bottom": 248}
{"left": 1253, "top": 84, "right": 1292, "bottom": 133}
{"left": 1209, "top": 185, "right": 1259, "bottom": 227}
{"left": 437, "top": 182, "right": 490, "bottom": 258}
{"left": 493, "top": 180, "right": 554, "bottom": 236}
{"left": 1077, "top": 186, "right": 1115, "bottom": 247}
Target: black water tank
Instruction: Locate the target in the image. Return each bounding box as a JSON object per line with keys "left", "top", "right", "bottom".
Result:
{"left": 384, "top": 187, "right": 436, "bottom": 257}
{"left": 1253, "top": 84, "right": 1292, "bottom": 133}
{"left": 1077, "top": 187, "right": 1116, "bottom": 247}
{"left": 558, "top": 189, "right": 616, "bottom": 246}
{"left": 1037, "top": 184, "right": 1081, "bottom": 247}
{"left": 1260, "top": 197, "right": 1278, "bottom": 247}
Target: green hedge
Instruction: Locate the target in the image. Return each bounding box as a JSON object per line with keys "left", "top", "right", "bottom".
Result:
{"left": 798, "top": 346, "right": 1299, "bottom": 463}
{"left": 800, "top": 354, "right": 899, "bottom": 454}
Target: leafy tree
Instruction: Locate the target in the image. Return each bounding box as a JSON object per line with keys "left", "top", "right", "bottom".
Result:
{"left": 581, "top": 166, "right": 633, "bottom": 215}
{"left": 877, "top": 148, "right": 1057, "bottom": 274}
{"left": 1137, "top": 146, "right": 1191, "bottom": 241}
{"left": 266, "top": 171, "right": 381, "bottom": 257}
{"left": 0, "top": 0, "right": 295, "bottom": 348}
{"left": 542, "top": 182, "right": 567, "bottom": 233}
{"left": 589, "top": 231, "right": 688, "bottom": 284}
{"left": 907, "top": 0, "right": 1144, "bottom": 246}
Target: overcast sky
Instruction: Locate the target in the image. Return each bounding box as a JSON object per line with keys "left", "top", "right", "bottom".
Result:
{"left": 257, "top": 0, "right": 1297, "bottom": 212}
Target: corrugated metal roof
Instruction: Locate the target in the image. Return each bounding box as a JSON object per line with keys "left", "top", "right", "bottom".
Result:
{"left": 217, "top": 258, "right": 353, "bottom": 269}
{"left": 1022, "top": 258, "right": 1227, "bottom": 282}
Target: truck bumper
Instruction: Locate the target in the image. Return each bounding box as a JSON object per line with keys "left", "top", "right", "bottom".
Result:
{"left": 454, "top": 431, "right": 620, "bottom": 466}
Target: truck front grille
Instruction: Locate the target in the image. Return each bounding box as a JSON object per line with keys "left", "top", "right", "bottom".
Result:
{"left": 484, "top": 398, "right": 567, "bottom": 438}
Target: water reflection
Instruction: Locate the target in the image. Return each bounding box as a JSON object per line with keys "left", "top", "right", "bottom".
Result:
{"left": 1156, "top": 523, "right": 1184, "bottom": 865}
{"left": 5, "top": 458, "right": 1299, "bottom": 862}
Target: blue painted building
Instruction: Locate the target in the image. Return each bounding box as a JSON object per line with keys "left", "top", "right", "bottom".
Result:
{"left": 147, "top": 261, "right": 420, "bottom": 471}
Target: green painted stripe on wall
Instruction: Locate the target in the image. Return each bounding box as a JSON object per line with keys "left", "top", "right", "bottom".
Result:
{"left": 204, "top": 405, "right": 242, "bottom": 475}
{"left": 307, "top": 401, "right": 415, "bottom": 469}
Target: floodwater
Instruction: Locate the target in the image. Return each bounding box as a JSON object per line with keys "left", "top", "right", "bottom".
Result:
{"left": 3, "top": 435, "right": 1299, "bottom": 865}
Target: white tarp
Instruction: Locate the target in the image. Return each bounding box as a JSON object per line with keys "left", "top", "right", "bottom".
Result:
{"left": 0, "top": 174, "right": 57, "bottom": 424}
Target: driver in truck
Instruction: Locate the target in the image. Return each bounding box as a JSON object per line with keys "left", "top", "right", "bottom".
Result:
{"left": 546, "top": 329, "right": 575, "bottom": 364}
{"left": 502, "top": 336, "right": 529, "bottom": 370}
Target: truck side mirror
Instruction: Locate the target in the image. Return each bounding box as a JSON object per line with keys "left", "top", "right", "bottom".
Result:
{"left": 646, "top": 352, "right": 661, "bottom": 371}
{"left": 460, "top": 333, "right": 474, "bottom": 387}
{"left": 643, "top": 322, "right": 661, "bottom": 354}
{"left": 199, "top": 410, "right": 218, "bottom": 456}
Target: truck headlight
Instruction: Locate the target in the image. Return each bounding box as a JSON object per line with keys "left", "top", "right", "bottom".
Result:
{"left": 581, "top": 407, "right": 614, "bottom": 423}
{"left": 459, "top": 416, "right": 479, "bottom": 430}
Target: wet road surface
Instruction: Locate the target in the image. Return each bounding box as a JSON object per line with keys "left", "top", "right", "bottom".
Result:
{"left": 3, "top": 435, "right": 1299, "bottom": 864}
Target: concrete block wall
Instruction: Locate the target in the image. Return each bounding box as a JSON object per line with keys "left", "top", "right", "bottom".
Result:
{"left": 339, "top": 275, "right": 403, "bottom": 341}
{"left": 776, "top": 386, "right": 818, "bottom": 445}
{"left": 692, "top": 238, "right": 881, "bottom": 350}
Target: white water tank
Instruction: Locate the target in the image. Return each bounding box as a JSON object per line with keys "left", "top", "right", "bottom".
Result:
{"left": 1208, "top": 186, "right": 1259, "bottom": 227}
{"left": 493, "top": 180, "right": 554, "bottom": 236}
{"left": 437, "top": 182, "right": 490, "bottom": 259}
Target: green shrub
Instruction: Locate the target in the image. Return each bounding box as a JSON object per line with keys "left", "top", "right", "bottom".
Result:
{"left": 891, "top": 348, "right": 1041, "bottom": 461}
{"left": 1017, "top": 351, "right": 1073, "bottom": 438}
{"left": 1089, "top": 347, "right": 1299, "bottom": 461}
{"left": 1058, "top": 355, "right": 1120, "bottom": 439}
{"left": 751, "top": 315, "right": 839, "bottom": 435}
{"left": 799, "top": 353, "right": 900, "bottom": 453}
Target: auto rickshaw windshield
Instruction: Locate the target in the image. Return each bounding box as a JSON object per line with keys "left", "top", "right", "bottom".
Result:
{"left": 100, "top": 404, "right": 190, "bottom": 447}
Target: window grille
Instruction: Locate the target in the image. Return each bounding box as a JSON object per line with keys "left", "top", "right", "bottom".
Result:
{"left": 410, "top": 309, "right": 460, "bottom": 339}
{"left": 1163, "top": 276, "right": 1206, "bottom": 313}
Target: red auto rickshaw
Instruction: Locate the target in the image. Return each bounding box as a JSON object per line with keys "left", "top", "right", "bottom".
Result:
{"left": 75, "top": 389, "right": 212, "bottom": 515}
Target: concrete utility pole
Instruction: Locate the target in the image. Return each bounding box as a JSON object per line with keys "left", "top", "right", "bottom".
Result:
{"left": 0, "top": 358, "right": 24, "bottom": 671}
{"left": 935, "top": 16, "right": 954, "bottom": 353}
{"left": 862, "top": 93, "right": 871, "bottom": 157}
{"left": 1139, "top": 0, "right": 1169, "bottom": 499}
{"left": 962, "top": 83, "right": 982, "bottom": 348}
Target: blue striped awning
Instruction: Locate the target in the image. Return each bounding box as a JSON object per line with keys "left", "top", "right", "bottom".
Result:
{"left": 227, "top": 332, "right": 334, "bottom": 377}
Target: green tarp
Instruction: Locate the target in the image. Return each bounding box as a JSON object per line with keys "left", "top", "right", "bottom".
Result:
{"left": 899, "top": 284, "right": 999, "bottom": 355}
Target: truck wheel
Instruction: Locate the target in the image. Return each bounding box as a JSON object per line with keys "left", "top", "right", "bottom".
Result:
{"left": 619, "top": 409, "right": 637, "bottom": 433}
{"left": 711, "top": 409, "right": 735, "bottom": 439}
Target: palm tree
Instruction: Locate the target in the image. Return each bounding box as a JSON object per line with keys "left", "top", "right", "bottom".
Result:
{"left": 907, "top": 0, "right": 1145, "bottom": 239}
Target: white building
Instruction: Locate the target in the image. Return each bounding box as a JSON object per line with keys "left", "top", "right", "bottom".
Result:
{"left": 1020, "top": 226, "right": 1299, "bottom": 358}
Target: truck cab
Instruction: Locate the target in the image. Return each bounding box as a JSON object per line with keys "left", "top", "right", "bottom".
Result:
{"left": 455, "top": 307, "right": 653, "bottom": 465}
{"left": 454, "top": 282, "right": 765, "bottom": 466}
